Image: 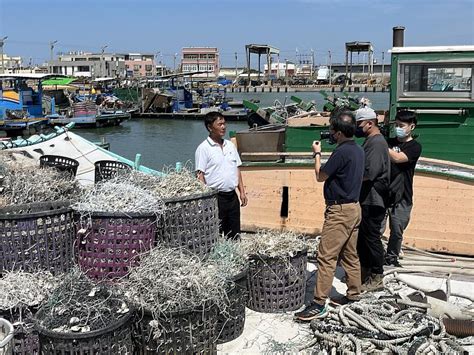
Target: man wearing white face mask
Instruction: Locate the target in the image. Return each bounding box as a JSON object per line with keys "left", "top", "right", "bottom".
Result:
{"left": 384, "top": 110, "right": 422, "bottom": 266}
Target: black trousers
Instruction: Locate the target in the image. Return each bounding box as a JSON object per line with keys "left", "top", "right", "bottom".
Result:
{"left": 357, "top": 205, "right": 386, "bottom": 275}
{"left": 217, "top": 191, "right": 241, "bottom": 239}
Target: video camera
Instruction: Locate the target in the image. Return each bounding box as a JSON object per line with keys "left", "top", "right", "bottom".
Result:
{"left": 320, "top": 131, "right": 331, "bottom": 140}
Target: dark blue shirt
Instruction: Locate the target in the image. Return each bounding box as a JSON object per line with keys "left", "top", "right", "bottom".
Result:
{"left": 321, "top": 140, "right": 365, "bottom": 203}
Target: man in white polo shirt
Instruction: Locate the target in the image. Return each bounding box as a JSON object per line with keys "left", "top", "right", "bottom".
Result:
{"left": 195, "top": 112, "right": 248, "bottom": 239}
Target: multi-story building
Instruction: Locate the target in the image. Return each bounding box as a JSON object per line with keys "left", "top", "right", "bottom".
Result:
{"left": 124, "top": 53, "right": 155, "bottom": 78}
{"left": 264, "top": 62, "right": 296, "bottom": 78}
{"left": 181, "top": 47, "right": 219, "bottom": 80}
{"left": 49, "top": 52, "right": 127, "bottom": 78}
{"left": 0, "top": 54, "right": 23, "bottom": 73}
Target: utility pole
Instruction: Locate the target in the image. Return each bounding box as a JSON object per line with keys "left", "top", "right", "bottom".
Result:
{"left": 310, "top": 49, "right": 314, "bottom": 79}
{"left": 49, "top": 40, "right": 58, "bottom": 73}
{"left": 154, "top": 51, "right": 160, "bottom": 78}
{"left": 328, "top": 50, "right": 332, "bottom": 85}
{"left": 381, "top": 51, "right": 385, "bottom": 84}
{"left": 0, "top": 36, "right": 8, "bottom": 74}
{"left": 101, "top": 45, "right": 108, "bottom": 78}
{"left": 234, "top": 52, "right": 238, "bottom": 79}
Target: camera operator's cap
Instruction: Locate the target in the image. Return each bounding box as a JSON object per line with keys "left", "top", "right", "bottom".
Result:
{"left": 355, "top": 107, "right": 377, "bottom": 121}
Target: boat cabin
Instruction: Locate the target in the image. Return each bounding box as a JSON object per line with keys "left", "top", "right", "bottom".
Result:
{"left": 389, "top": 46, "right": 474, "bottom": 165}
{"left": 0, "top": 74, "right": 67, "bottom": 135}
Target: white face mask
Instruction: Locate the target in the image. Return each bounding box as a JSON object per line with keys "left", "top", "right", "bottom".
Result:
{"left": 395, "top": 127, "right": 408, "bottom": 138}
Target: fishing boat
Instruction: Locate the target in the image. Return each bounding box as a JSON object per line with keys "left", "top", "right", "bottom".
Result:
{"left": 0, "top": 123, "right": 158, "bottom": 184}
{"left": 235, "top": 27, "right": 474, "bottom": 256}
{"left": 0, "top": 74, "right": 65, "bottom": 136}
{"left": 136, "top": 73, "right": 249, "bottom": 121}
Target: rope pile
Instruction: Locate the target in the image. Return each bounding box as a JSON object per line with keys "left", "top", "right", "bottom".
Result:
{"left": 303, "top": 279, "right": 470, "bottom": 354}
{"left": 0, "top": 271, "right": 58, "bottom": 310}
{"left": 35, "top": 269, "right": 129, "bottom": 333}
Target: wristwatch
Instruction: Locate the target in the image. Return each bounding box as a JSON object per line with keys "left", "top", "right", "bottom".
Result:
{"left": 313, "top": 152, "right": 321, "bottom": 158}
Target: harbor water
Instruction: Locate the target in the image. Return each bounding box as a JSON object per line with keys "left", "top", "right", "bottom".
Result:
{"left": 78, "top": 92, "right": 389, "bottom": 170}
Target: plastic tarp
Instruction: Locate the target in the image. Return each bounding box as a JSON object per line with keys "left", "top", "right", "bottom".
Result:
{"left": 41, "top": 77, "right": 77, "bottom": 86}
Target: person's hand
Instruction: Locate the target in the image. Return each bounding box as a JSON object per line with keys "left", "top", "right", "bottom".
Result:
{"left": 240, "top": 191, "right": 248, "bottom": 207}
{"left": 312, "top": 140, "right": 321, "bottom": 153}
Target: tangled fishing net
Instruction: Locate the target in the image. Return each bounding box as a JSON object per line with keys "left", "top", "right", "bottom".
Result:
{"left": 208, "top": 238, "right": 248, "bottom": 280}
{"left": 240, "top": 230, "right": 308, "bottom": 258}
{"left": 73, "top": 164, "right": 210, "bottom": 215}
{"left": 35, "top": 269, "right": 129, "bottom": 333}
{"left": 0, "top": 164, "right": 80, "bottom": 208}
{"left": 154, "top": 165, "right": 212, "bottom": 199}
{"left": 102, "top": 165, "right": 211, "bottom": 200}
{"left": 0, "top": 271, "right": 59, "bottom": 310}
{"left": 73, "top": 179, "right": 165, "bottom": 215}
{"left": 120, "top": 246, "right": 228, "bottom": 316}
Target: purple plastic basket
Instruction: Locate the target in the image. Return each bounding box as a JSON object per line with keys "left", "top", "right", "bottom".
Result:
{"left": 0, "top": 201, "right": 75, "bottom": 276}
{"left": 76, "top": 211, "right": 157, "bottom": 281}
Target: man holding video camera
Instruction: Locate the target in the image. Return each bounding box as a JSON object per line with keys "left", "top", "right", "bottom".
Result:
{"left": 295, "top": 110, "right": 364, "bottom": 321}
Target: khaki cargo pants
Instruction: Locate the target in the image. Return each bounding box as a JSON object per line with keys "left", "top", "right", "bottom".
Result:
{"left": 314, "top": 202, "right": 362, "bottom": 305}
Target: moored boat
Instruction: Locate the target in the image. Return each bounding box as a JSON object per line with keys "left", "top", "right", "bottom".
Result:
{"left": 0, "top": 74, "right": 62, "bottom": 136}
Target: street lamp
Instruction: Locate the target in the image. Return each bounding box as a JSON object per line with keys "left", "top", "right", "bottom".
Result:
{"left": 101, "top": 45, "right": 108, "bottom": 77}
{"left": 0, "top": 36, "right": 8, "bottom": 74}
{"left": 50, "top": 40, "right": 58, "bottom": 73}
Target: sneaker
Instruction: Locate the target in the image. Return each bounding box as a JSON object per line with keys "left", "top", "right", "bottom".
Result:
{"left": 294, "top": 302, "right": 328, "bottom": 321}
{"left": 329, "top": 295, "right": 360, "bottom": 306}
{"left": 385, "top": 256, "right": 402, "bottom": 267}
{"left": 361, "top": 273, "right": 384, "bottom": 292}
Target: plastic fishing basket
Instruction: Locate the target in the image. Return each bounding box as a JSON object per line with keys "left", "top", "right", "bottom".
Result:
{"left": 133, "top": 305, "right": 217, "bottom": 355}
{"left": 39, "top": 155, "right": 79, "bottom": 178}
{"left": 0, "top": 308, "right": 39, "bottom": 355}
{"left": 247, "top": 250, "right": 307, "bottom": 313}
{"left": 94, "top": 160, "right": 132, "bottom": 183}
{"left": 156, "top": 191, "right": 219, "bottom": 258}
{"left": 34, "top": 309, "right": 133, "bottom": 355}
{"left": 0, "top": 201, "right": 75, "bottom": 276}
{"left": 216, "top": 269, "right": 248, "bottom": 344}
{"left": 76, "top": 211, "right": 157, "bottom": 281}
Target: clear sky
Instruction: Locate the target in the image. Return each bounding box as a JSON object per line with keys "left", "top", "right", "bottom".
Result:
{"left": 1, "top": 0, "right": 473, "bottom": 67}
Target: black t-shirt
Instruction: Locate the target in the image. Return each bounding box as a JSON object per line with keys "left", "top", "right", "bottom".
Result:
{"left": 360, "top": 134, "right": 391, "bottom": 207}
{"left": 321, "top": 140, "right": 365, "bottom": 202}
{"left": 388, "top": 138, "right": 422, "bottom": 204}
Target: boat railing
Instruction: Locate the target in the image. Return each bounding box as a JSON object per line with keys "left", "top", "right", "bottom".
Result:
{"left": 0, "top": 123, "right": 75, "bottom": 149}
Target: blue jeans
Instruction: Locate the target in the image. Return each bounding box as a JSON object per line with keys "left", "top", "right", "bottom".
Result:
{"left": 384, "top": 198, "right": 413, "bottom": 261}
